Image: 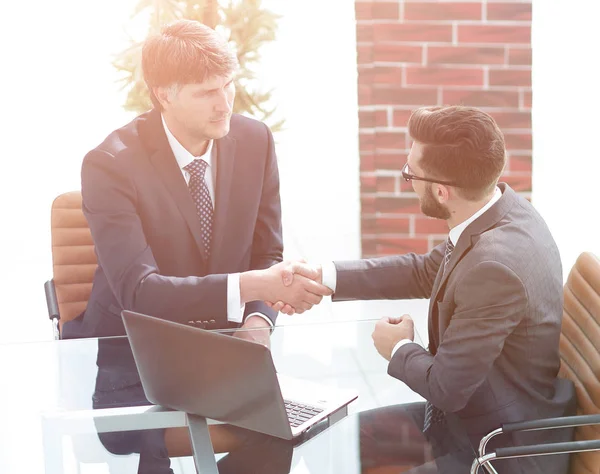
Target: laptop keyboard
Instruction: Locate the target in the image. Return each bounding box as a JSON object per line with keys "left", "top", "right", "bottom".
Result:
{"left": 284, "top": 399, "right": 324, "bottom": 427}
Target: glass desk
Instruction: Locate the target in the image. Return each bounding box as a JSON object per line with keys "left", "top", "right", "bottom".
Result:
{"left": 0, "top": 304, "right": 431, "bottom": 474}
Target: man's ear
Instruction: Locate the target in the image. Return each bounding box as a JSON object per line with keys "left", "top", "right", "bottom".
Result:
{"left": 153, "top": 86, "right": 172, "bottom": 109}
{"left": 436, "top": 184, "right": 450, "bottom": 203}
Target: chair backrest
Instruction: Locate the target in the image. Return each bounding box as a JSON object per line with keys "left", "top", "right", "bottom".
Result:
{"left": 50, "top": 191, "right": 97, "bottom": 328}
{"left": 559, "top": 252, "right": 600, "bottom": 474}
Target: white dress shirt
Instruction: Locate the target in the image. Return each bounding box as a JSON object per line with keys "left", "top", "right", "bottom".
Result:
{"left": 161, "top": 115, "right": 271, "bottom": 327}
{"left": 321, "top": 186, "right": 503, "bottom": 358}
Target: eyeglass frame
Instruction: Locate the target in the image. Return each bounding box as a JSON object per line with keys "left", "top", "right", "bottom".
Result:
{"left": 401, "top": 162, "right": 463, "bottom": 188}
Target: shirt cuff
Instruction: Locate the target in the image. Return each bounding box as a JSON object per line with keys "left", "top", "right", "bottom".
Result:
{"left": 321, "top": 261, "right": 337, "bottom": 292}
{"left": 391, "top": 339, "right": 416, "bottom": 359}
{"left": 245, "top": 312, "right": 274, "bottom": 328}
{"left": 227, "top": 273, "right": 243, "bottom": 323}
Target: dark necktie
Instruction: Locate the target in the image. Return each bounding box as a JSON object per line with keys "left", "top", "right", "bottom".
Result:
{"left": 183, "top": 159, "right": 213, "bottom": 257}
{"left": 424, "top": 238, "right": 455, "bottom": 433}
{"left": 443, "top": 238, "right": 455, "bottom": 276}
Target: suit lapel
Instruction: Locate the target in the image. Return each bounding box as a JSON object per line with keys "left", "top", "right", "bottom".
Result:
{"left": 430, "top": 237, "right": 473, "bottom": 305}
{"left": 427, "top": 183, "right": 518, "bottom": 351}
{"left": 142, "top": 110, "right": 209, "bottom": 261}
{"left": 208, "top": 135, "right": 236, "bottom": 272}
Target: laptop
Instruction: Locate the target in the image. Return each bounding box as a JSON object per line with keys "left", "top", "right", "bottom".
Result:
{"left": 121, "top": 310, "right": 358, "bottom": 441}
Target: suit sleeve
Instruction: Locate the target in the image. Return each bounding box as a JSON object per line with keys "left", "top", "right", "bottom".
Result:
{"left": 81, "top": 150, "right": 228, "bottom": 325}
{"left": 243, "top": 124, "right": 283, "bottom": 324}
{"left": 388, "top": 261, "right": 527, "bottom": 413}
{"left": 332, "top": 242, "right": 445, "bottom": 301}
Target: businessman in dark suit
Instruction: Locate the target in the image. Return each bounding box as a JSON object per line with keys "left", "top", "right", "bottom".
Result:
{"left": 61, "top": 19, "right": 330, "bottom": 474}
{"left": 274, "top": 106, "right": 576, "bottom": 473}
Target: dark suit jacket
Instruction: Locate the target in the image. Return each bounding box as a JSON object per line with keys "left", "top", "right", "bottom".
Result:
{"left": 333, "top": 184, "right": 575, "bottom": 474}
{"left": 62, "top": 109, "right": 283, "bottom": 390}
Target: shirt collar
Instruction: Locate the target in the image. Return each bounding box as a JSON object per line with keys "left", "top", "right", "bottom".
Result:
{"left": 448, "top": 186, "right": 502, "bottom": 246}
{"left": 161, "top": 114, "right": 213, "bottom": 170}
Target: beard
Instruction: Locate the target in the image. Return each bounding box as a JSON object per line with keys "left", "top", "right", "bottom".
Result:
{"left": 420, "top": 183, "right": 451, "bottom": 220}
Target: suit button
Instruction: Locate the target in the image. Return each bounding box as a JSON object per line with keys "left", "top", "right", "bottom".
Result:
{"left": 209, "top": 319, "right": 216, "bottom": 327}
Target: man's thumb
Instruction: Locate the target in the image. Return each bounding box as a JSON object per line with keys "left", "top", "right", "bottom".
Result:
{"left": 282, "top": 267, "right": 294, "bottom": 286}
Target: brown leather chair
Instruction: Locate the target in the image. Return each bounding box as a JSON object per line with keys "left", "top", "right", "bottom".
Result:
{"left": 45, "top": 191, "right": 97, "bottom": 339}
{"left": 472, "top": 252, "right": 600, "bottom": 473}
{"left": 44, "top": 191, "right": 238, "bottom": 460}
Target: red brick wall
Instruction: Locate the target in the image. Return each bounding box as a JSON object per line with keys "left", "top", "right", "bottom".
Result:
{"left": 355, "top": 1, "right": 532, "bottom": 257}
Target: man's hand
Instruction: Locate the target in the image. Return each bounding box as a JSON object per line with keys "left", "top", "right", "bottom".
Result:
{"left": 268, "top": 261, "right": 324, "bottom": 315}
{"left": 240, "top": 261, "right": 331, "bottom": 314}
{"left": 372, "top": 315, "right": 414, "bottom": 361}
{"left": 233, "top": 316, "right": 272, "bottom": 349}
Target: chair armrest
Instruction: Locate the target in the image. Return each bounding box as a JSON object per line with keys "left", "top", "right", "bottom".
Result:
{"left": 45, "top": 280, "right": 60, "bottom": 340}
{"left": 472, "top": 439, "right": 600, "bottom": 474}
{"left": 45, "top": 280, "right": 60, "bottom": 321}
{"left": 502, "top": 414, "right": 600, "bottom": 433}
{"left": 495, "top": 439, "right": 600, "bottom": 458}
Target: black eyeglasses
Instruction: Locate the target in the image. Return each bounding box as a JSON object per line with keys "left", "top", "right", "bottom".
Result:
{"left": 401, "top": 163, "right": 462, "bottom": 187}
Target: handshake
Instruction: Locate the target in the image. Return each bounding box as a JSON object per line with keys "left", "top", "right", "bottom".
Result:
{"left": 240, "top": 261, "right": 331, "bottom": 315}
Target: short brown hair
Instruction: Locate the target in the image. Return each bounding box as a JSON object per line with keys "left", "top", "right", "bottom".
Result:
{"left": 408, "top": 106, "right": 506, "bottom": 200}
{"left": 142, "top": 20, "right": 239, "bottom": 108}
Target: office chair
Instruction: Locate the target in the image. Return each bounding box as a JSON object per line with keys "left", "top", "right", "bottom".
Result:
{"left": 471, "top": 252, "right": 600, "bottom": 473}
{"left": 44, "top": 191, "right": 197, "bottom": 471}
{"left": 44, "top": 191, "right": 96, "bottom": 340}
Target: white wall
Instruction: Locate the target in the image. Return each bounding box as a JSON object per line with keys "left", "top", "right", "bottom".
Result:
{"left": 0, "top": 0, "right": 361, "bottom": 343}
{"left": 532, "top": 1, "right": 600, "bottom": 276}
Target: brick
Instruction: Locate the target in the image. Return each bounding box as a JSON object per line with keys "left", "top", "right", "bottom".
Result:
{"left": 375, "top": 130, "right": 407, "bottom": 150}
{"left": 407, "top": 66, "right": 484, "bottom": 87}
{"left": 359, "top": 110, "right": 376, "bottom": 128}
{"left": 359, "top": 110, "right": 389, "bottom": 128}
{"left": 489, "top": 69, "right": 531, "bottom": 87}
{"left": 509, "top": 154, "right": 532, "bottom": 173}
{"left": 375, "top": 153, "right": 408, "bottom": 170}
{"left": 361, "top": 175, "right": 376, "bottom": 193}
{"left": 443, "top": 89, "right": 519, "bottom": 108}
{"left": 356, "top": 2, "right": 400, "bottom": 21}
{"left": 362, "top": 239, "right": 378, "bottom": 257}
{"left": 487, "top": 3, "right": 532, "bottom": 22}
{"left": 415, "top": 217, "right": 449, "bottom": 234}
{"left": 359, "top": 66, "right": 404, "bottom": 85}
{"left": 504, "top": 133, "right": 532, "bottom": 151}
{"left": 375, "top": 110, "right": 389, "bottom": 127}
{"left": 489, "top": 111, "right": 531, "bottom": 129}
{"left": 358, "top": 85, "right": 372, "bottom": 106}
{"left": 377, "top": 237, "right": 429, "bottom": 256}
{"left": 373, "top": 86, "right": 438, "bottom": 106}
{"left": 428, "top": 46, "right": 505, "bottom": 65}
{"left": 377, "top": 176, "right": 397, "bottom": 193}
{"left": 522, "top": 90, "right": 532, "bottom": 109}
{"left": 361, "top": 195, "right": 376, "bottom": 214}
{"left": 376, "top": 196, "right": 422, "bottom": 214}
{"left": 357, "top": 23, "right": 374, "bottom": 42}
{"left": 374, "top": 44, "right": 423, "bottom": 63}
{"left": 404, "top": 2, "right": 482, "bottom": 21}
{"left": 400, "top": 178, "right": 414, "bottom": 192}
{"left": 501, "top": 174, "right": 532, "bottom": 193}
{"left": 357, "top": 44, "right": 373, "bottom": 65}
{"left": 360, "top": 153, "right": 375, "bottom": 172}
{"left": 393, "top": 109, "right": 413, "bottom": 127}
{"left": 361, "top": 217, "right": 377, "bottom": 234}
{"left": 376, "top": 217, "right": 411, "bottom": 234}
{"left": 458, "top": 25, "right": 530, "bottom": 44}
{"left": 359, "top": 132, "right": 375, "bottom": 152}
{"left": 508, "top": 48, "right": 532, "bottom": 66}
{"left": 374, "top": 24, "right": 453, "bottom": 42}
